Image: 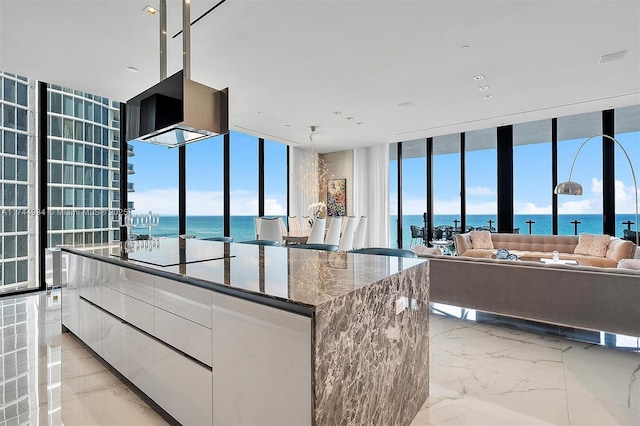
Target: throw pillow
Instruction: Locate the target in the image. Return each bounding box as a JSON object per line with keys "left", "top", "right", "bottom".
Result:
{"left": 470, "top": 230, "right": 494, "bottom": 249}
{"left": 573, "top": 233, "right": 610, "bottom": 257}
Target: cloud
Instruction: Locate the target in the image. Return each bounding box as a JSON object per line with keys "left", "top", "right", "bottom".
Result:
{"left": 558, "top": 198, "right": 598, "bottom": 214}
{"left": 131, "top": 188, "right": 285, "bottom": 216}
{"left": 466, "top": 186, "right": 496, "bottom": 197}
{"left": 465, "top": 201, "right": 497, "bottom": 215}
{"left": 514, "top": 202, "right": 552, "bottom": 214}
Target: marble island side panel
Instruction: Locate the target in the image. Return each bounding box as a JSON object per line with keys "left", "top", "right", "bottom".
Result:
{"left": 314, "top": 257, "right": 430, "bottom": 425}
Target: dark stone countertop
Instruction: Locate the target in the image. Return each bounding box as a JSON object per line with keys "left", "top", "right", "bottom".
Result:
{"left": 61, "top": 238, "right": 427, "bottom": 313}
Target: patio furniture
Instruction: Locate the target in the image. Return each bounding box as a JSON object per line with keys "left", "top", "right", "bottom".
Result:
{"left": 410, "top": 225, "right": 425, "bottom": 247}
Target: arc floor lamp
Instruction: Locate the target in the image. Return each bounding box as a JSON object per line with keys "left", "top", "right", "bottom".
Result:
{"left": 554, "top": 134, "right": 638, "bottom": 249}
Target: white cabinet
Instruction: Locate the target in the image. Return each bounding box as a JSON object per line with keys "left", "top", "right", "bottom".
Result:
{"left": 154, "top": 307, "right": 212, "bottom": 366}
{"left": 76, "top": 299, "right": 103, "bottom": 356}
{"left": 62, "top": 252, "right": 312, "bottom": 426}
{"left": 102, "top": 286, "right": 155, "bottom": 335}
{"left": 127, "top": 325, "right": 156, "bottom": 399}
{"left": 102, "top": 312, "right": 127, "bottom": 373}
{"left": 212, "top": 293, "right": 312, "bottom": 426}
{"left": 154, "top": 277, "right": 212, "bottom": 327}
{"left": 155, "top": 342, "right": 212, "bottom": 425}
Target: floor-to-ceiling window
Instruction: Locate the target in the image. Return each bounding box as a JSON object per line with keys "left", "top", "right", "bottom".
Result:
{"left": 465, "top": 129, "right": 497, "bottom": 231}
{"left": 400, "top": 139, "right": 426, "bottom": 248}
{"left": 614, "top": 105, "right": 640, "bottom": 239}
{"left": 557, "top": 111, "right": 603, "bottom": 236}
{"left": 433, "top": 134, "right": 460, "bottom": 235}
{"left": 230, "top": 131, "right": 258, "bottom": 240}
{"left": 186, "top": 136, "right": 224, "bottom": 238}
{"left": 127, "top": 141, "right": 178, "bottom": 237}
{"left": 389, "top": 144, "right": 399, "bottom": 247}
{"left": 1, "top": 72, "right": 38, "bottom": 293}
{"left": 264, "top": 139, "right": 288, "bottom": 218}
{"left": 513, "top": 120, "right": 552, "bottom": 235}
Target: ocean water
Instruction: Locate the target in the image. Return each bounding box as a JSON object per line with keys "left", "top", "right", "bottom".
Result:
{"left": 140, "top": 214, "right": 637, "bottom": 247}
{"left": 392, "top": 214, "right": 638, "bottom": 247}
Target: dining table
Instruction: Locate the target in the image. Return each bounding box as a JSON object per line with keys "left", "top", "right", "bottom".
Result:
{"left": 282, "top": 230, "right": 311, "bottom": 245}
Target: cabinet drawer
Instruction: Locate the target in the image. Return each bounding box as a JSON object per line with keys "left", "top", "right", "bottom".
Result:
{"left": 102, "top": 286, "right": 154, "bottom": 334}
{"left": 155, "top": 342, "right": 212, "bottom": 426}
{"left": 154, "top": 307, "right": 212, "bottom": 366}
{"left": 77, "top": 299, "right": 103, "bottom": 356}
{"left": 154, "top": 277, "right": 212, "bottom": 328}
{"left": 104, "top": 267, "right": 155, "bottom": 302}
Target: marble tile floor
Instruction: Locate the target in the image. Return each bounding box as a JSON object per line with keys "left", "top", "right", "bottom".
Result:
{"left": 1, "top": 291, "right": 638, "bottom": 425}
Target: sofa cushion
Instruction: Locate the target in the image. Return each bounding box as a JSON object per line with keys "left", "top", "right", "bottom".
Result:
{"left": 605, "top": 238, "right": 637, "bottom": 261}
{"left": 470, "top": 230, "right": 494, "bottom": 249}
{"left": 618, "top": 259, "right": 640, "bottom": 270}
{"left": 574, "top": 233, "right": 610, "bottom": 257}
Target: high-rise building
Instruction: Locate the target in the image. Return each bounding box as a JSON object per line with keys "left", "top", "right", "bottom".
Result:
{"left": 0, "top": 72, "right": 36, "bottom": 290}
{"left": 0, "top": 70, "right": 131, "bottom": 290}
{"left": 45, "top": 84, "right": 131, "bottom": 249}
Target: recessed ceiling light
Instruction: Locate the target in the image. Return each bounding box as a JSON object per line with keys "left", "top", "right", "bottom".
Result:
{"left": 126, "top": 67, "right": 138, "bottom": 73}
{"left": 346, "top": 116, "right": 354, "bottom": 120}
{"left": 461, "top": 45, "right": 469, "bottom": 49}
{"left": 483, "top": 94, "right": 493, "bottom": 100}
{"left": 283, "top": 124, "right": 291, "bottom": 128}
{"left": 333, "top": 111, "right": 342, "bottom": 115}
{"left": 356, "top": 122, "right": 363, "bottom": 125}
{"left": 478, "top": 85, "right": 489, "bottom": 91}
{"left": 473, "top": 74, "right": 485, "bottom": 81}
{"left": 143, "top": 5, "right": 158, "bottom": 15}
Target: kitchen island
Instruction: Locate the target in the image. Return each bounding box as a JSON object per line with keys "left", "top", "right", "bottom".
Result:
{"left": 60, "top": 238, "right": 429, "bottom": 425}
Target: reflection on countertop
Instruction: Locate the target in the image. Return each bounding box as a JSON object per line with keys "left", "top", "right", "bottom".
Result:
{"left": 60, "top": 238, "right": 427, "bottom": 308}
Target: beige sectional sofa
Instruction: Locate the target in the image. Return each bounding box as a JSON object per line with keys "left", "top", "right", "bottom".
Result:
{"left": 454, "top": 232, "right": 636, "bottom": 268}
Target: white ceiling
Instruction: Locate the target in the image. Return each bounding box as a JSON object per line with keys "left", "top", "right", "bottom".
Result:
{"left": 1, "top": 0, "right": 639, "bottom": 152}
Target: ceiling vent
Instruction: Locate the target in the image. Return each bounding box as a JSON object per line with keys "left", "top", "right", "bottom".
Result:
{"left": 599, "top": 50, "right": 627, "bottom": 64}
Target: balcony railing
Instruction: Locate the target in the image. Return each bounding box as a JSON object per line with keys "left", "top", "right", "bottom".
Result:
{"left": 127, "top": 182, "right": 135, "bottom": 192}
{"left": 127, "top": 163, "right": 135, "bottom": 174}
{"left": 127, "top": 144, "right": 135, "bottom": 156}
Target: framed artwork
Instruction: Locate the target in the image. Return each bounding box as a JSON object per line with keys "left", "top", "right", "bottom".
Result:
{"left": 327, "top": 178, "right": 347, "bottom": 216}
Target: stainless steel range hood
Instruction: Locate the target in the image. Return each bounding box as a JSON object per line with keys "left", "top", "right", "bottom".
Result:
{"left": 125, "top": 0, "right": 229, "bottom": 148}
{"left": 125, "top": 70, "right": 228, "bottom": 148}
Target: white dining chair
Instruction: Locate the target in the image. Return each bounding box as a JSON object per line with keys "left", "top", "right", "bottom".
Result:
{"left": 306, "top": 217, "right": 326, "bottom": 244}
{"left": 338, "top": 216, "right": 357, "bottom": 252}
{"left": 288, "top": 216, "right": 302, "bottom": 232}
{"left": 258, "top": 217, "right": 283, "bottom": 245}
{"left": 278, "top": 217, "right": 287, "bottom": 236}
{"left": 324, "top": 216, "right": 343, "bottom": 246}
{"left": 254, "top": 217, "right": 261, "bottom": 239}
{"left": 353, "top": 216, "right": 368, "bottom": 249}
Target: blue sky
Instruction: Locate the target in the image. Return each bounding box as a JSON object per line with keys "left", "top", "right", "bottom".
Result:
{"left": 131, "top": 130, "right": 639, "bottom": 216}
{"left": 130, "top": 131, "right": 287, "bottom": 215}
{"left": 393, "top": 131, "right": 639, "bottom": 216}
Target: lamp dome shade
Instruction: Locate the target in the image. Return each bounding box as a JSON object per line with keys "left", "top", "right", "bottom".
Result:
{"left": 554, "top": 181, "right": 584, "bottom": 195}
